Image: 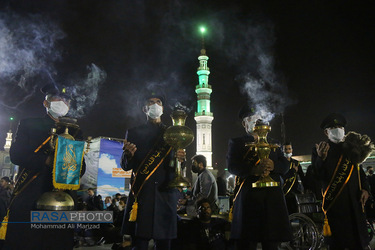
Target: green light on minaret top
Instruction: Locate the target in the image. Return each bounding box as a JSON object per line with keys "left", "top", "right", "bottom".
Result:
{"left": 199, "top": 26, "right": 206, "bottom": 55}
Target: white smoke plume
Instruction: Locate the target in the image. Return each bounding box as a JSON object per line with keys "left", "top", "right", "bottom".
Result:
{"left": 67, "top": 64, "right": 107, "bottom": 118}
{"left": 236, "top": 21, "right": 293, "bottom": 123}
{"left": 0, "top": 11, "right": 65, "bottom": 109}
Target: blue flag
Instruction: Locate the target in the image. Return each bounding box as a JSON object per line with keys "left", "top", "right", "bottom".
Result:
{"left": 53, "top": 136, "right": 85, "bottom": 190}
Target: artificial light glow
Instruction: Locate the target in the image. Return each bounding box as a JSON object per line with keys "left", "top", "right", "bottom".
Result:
{"left": 200, "top": 27, "right": 206, "bottom": 34}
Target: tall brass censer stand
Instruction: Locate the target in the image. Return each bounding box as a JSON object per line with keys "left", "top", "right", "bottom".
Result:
{"left": 163, "top": 107, "right": 194, "bottom": 188}
{"left": 246, "top": 120, "right": 279, "bottom": 188}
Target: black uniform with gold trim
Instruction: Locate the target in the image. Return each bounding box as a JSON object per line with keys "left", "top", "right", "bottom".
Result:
{"left": 120, "top": 122, "right": 178, "bottom": 240}
{"left": 312, "top": 141, "right": 370, "bottom": 249}
{"left": 283, "top": 158, "right": 305, "bottom": 213}
{"left": 227, "top": 134, "right": 292, "bottom": 243}
{"left": 5, "top": 116, "right": 85, "bottom": 250}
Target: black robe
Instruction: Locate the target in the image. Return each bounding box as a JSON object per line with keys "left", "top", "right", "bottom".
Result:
{"left": 283, "top": 158, "right": 305, "bottom": 213}
{"left": 312, "top": 141, "right": 370, "bottom": 249}
{"left": 5, "top": 116, "right": 85, "bottom": 250}
{"left": 121, "top": 122, "right": 178, "bottom": 240}
{"left": 226, "top": 135, "right": 292, "bottom": 242}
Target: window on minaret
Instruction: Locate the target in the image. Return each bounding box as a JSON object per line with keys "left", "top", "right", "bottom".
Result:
{"left": 4, "top": 156, "right": 10, "bottom": 164}
{"left": 203, "top": 134, "right": 205, "bottom": 145}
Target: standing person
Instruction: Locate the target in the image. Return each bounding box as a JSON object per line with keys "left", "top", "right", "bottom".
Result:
{"left": 86, "top": 188, "right": 104, "bottom": 211}
{"left": 312, "top": 113, "right": 373, "bottom": 249}
{"left": 226, "top": 104, "right": 292, "bottom": 250}
{"left": 113, "top": 193, "right": 122, "bottom": 210}
{"left": 121, "top": 91, "right": 186, "bottom": 250}
{"left": 282, "top": 142, "right": 305, "bottom": 213}
{"left": 104, "top": 196, "right": 113, "bottom": 210}
{"left": 5, "top": 85, "right": 86, "bottom": 250}
{"left": 182, "top": 155, "right": 219, "bottom": 215}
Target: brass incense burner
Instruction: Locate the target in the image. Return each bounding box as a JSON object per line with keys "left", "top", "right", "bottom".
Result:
{"left": 36, "top": 117, "right": 89, "bottom": 211}
{"left": 246, "top": 120, "right": 279, "bottom": 188}
{"left": 163, "top": 106, "right": 194, "bottom": 188}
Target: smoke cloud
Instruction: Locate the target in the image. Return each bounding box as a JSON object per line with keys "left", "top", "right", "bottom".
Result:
{"left": 0, "top": 11, "right": 65, "bottom": 109}
{"left": 0, "top": 10, "right": 106, "bottom": 118}
{"left": 210, "top": 14, "right": 294, "bottom": 122}
{"left": 239, "top": 22, "right": 291, "bottom": 122}
{"left": 67, "top": 64, "right": 107, "bottom": 118}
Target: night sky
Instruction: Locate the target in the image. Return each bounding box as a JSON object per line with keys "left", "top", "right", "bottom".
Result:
{"left": 0, "top": 0, "right": 374, "bottom": 171}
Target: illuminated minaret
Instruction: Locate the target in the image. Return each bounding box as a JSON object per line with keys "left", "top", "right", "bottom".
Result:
{"left": 194, "top": 27, "right": 213, "bottom": 169}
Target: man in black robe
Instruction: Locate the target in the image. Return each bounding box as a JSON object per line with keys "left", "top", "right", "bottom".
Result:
{"left": 312, "top": 113, "right": 372, "bottom": 249}
{"left": 5, "top": 85, "right": 86, "bottom": 250}
{"left": 282, "top": 142, "right": 305, "bottom": 213}
{"left": 226, "top": 104, "right": 292, "bottom": 250}
{"left": 121, "top": 91, "right": 185, "bottom": 250}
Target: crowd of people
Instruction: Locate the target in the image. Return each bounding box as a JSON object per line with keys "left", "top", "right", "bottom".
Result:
{"left": 71, "top": 190, "right": 128, "bottom": 248}
{"left": 0, "top": 84, "right": 374, "bottom": 250}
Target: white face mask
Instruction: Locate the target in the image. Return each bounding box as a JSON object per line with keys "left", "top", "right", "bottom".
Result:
{"left": 243, "top": 115, "right": 261, "bottom": 134}
{"left": 47, "top": 101, "right": 69, "bottom": 119}
{"left": 327, "top": 127, "right": 345, "bottom": 144}
{"left": 146, "top": 103, "right": 163, "bottom": 119}
{"left": 284, "top": 153, "right": 292, "bottom": 158}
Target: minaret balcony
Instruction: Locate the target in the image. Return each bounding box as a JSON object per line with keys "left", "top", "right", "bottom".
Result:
{"left": 195, "top": 84, "right": 212, "bottom": 89}
{"left": 194, "top": 111, "right": 213, "bottom": 117}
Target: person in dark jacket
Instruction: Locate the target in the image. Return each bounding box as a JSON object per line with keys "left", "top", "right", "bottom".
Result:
{"left": 181, "top": 155, "right": 219, "bottom": 216}
{"left": 226, "top": 104, "right": 292, "bottom": 250}
{"left": 5, "top": 85, "right": 86, "bottom": 250}
{"left": 120, "top": 91, "right": 186, "bottom": 250}
{"left": 312, "top": 113, "right": 373, "bottom": 249}
{"left": 86, "top": 188, "right": 104, "bottom": 211}
{"left": 282, "top": 142, "right": 305, "bottom": 213}
{"left": 176, "top": 198, "right": 229, "bottom": 250}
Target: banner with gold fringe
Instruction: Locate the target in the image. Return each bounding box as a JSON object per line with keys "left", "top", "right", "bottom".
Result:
{"left": 53, "top": 136, "right": 85, "bottom": 190}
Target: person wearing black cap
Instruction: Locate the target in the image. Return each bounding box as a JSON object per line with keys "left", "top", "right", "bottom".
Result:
{"left": 312, "top": 113, "right": 371, "bottom": 249}
{"left": 226, "top": 103, "right": 292, "bottom": 250}
{"left": 120, "top": 90, "right": 186, "bottom": 250}
{"left": 5, "top": 84, "right": 85, "bottom": 250}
